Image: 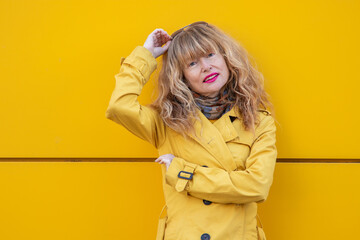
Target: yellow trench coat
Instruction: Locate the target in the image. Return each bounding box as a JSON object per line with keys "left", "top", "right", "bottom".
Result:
{"left": 105, "top": 46, "right": 277, "bottom": 240}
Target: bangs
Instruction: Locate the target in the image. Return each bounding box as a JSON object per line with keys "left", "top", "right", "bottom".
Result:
{"left": 169, "top": 27, "right": 221, "bottom": 68}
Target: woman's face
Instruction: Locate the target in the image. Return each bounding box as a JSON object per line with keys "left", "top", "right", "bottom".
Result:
{"left": 183, "top": 51, "right": 229, "bottom": 98}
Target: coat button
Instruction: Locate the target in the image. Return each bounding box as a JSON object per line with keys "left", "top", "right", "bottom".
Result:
{"left": 201, "top": 233, "right": 211, "bottom": 240}
{"left": 203, "top": 200, "right": 212, "bottom": 205}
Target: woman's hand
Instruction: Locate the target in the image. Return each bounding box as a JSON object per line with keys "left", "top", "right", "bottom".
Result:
{"left": 143, "top": 28, "right": 172, "bottom": 58}
{"left": 155, "top": 154, "right": 175, "bottom": 170}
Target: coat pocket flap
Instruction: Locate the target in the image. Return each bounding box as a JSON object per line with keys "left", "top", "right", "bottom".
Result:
{"left": 229, "top": 130, "right": 254, "bottom": 147}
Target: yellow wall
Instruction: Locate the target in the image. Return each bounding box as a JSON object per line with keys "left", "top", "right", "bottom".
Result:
{"left": 0, "top": 162, "right": 358, "bottom": 240}
{"left": 1, "top": 0, "right": 359, "bottom": 239}
{"left": 1, "top": 0, "right": 359, "bottom": 158}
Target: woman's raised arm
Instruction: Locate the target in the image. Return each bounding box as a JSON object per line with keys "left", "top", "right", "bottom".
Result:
{"left": 105, "top": 29, "right": 171, "bottom": 148}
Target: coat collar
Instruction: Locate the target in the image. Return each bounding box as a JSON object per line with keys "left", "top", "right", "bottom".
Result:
{"left": 225, "top": 107, "right": 255, "bottom": 146}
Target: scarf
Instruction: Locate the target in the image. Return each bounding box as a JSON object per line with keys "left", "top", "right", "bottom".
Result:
{"left": 192, "top": 89, "right": 234, "bottom": 120}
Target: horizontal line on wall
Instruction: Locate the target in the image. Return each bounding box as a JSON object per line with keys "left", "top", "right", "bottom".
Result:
{"left": 0, "top": 158, "right": 359, "bottom": 163}
{"left": 277, "top": 158, "right": 360, "bottom": 163}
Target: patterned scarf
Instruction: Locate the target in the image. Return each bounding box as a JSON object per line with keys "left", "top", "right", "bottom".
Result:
{"left": 192, "top": 89, "right": 234, "bottom": 120}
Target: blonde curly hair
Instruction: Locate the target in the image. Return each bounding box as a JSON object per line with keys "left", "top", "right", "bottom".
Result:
{"left": 152, "top": 22, "right": 273, "bottom": 134}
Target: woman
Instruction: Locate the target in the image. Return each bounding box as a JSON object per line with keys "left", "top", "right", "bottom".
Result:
{"left": 106, "top": 21, "right": 277, "bottom": 240}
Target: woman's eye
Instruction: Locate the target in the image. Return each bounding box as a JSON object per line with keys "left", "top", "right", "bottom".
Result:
{"left": 208, "top": 53, "right": 215, "bottom": 57}
{"left": 189, "top": 61, "right": 196, "bottom": 67}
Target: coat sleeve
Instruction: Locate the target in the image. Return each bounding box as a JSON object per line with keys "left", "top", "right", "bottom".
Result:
{"left": 105, "top": 46, "right": 166, "bottom": 148}
{"left": 165, "top": 114, "right": 277, "bottom": 204}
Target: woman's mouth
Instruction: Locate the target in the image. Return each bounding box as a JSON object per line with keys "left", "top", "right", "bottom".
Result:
{"left": 203, "top": 74, "right": 219, "bottom": 83}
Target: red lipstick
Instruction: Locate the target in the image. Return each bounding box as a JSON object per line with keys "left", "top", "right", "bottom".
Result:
{"left": 203, "top": 73, "right": 219, "bottom": 83}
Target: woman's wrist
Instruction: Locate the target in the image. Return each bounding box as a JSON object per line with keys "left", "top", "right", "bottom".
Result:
{"left": 143, "top": 45, "right": 156, "bottom": 58}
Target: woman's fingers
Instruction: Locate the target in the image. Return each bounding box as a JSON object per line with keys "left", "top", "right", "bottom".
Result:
{"left": 156, "top": 160, "right": 166, "bottom": 165}
{"left": 162, "top": 40, "right": 171, "bottom": 51}
{"left": 144, "top": 28, "right": 172, "bottom": 58}
{"left": 155, "top": 156, "right": 170, "bottom": 164}
{"left": 155, "top": 154, "right": 175, "bottom": 171}
{"left": 154, "top": 29, "right": 171, "bottom": 46}
{"left": 155, "top": 157, "right": 166, "bottom": 164}
{"left": 161, "top": 32, "right": 167, "bottom": 45}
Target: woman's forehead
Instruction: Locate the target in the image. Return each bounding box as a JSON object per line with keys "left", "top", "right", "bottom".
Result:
{"left": 169, "top": 30, "right": 221, "bottom": 64}
{"left": 180, "top": 43, "right": 219, "bottom": 60}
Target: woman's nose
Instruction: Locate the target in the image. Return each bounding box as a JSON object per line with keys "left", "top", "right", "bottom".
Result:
{"left": 200, "top": 58, "right": 211, "bottom": 71}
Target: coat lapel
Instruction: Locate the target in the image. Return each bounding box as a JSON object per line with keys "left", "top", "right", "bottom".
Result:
{"left": 187, "top": 108, "right": 238, "bottom": 171}
{"left": 213, "top": 110, "right": 238, "bottom": 143}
